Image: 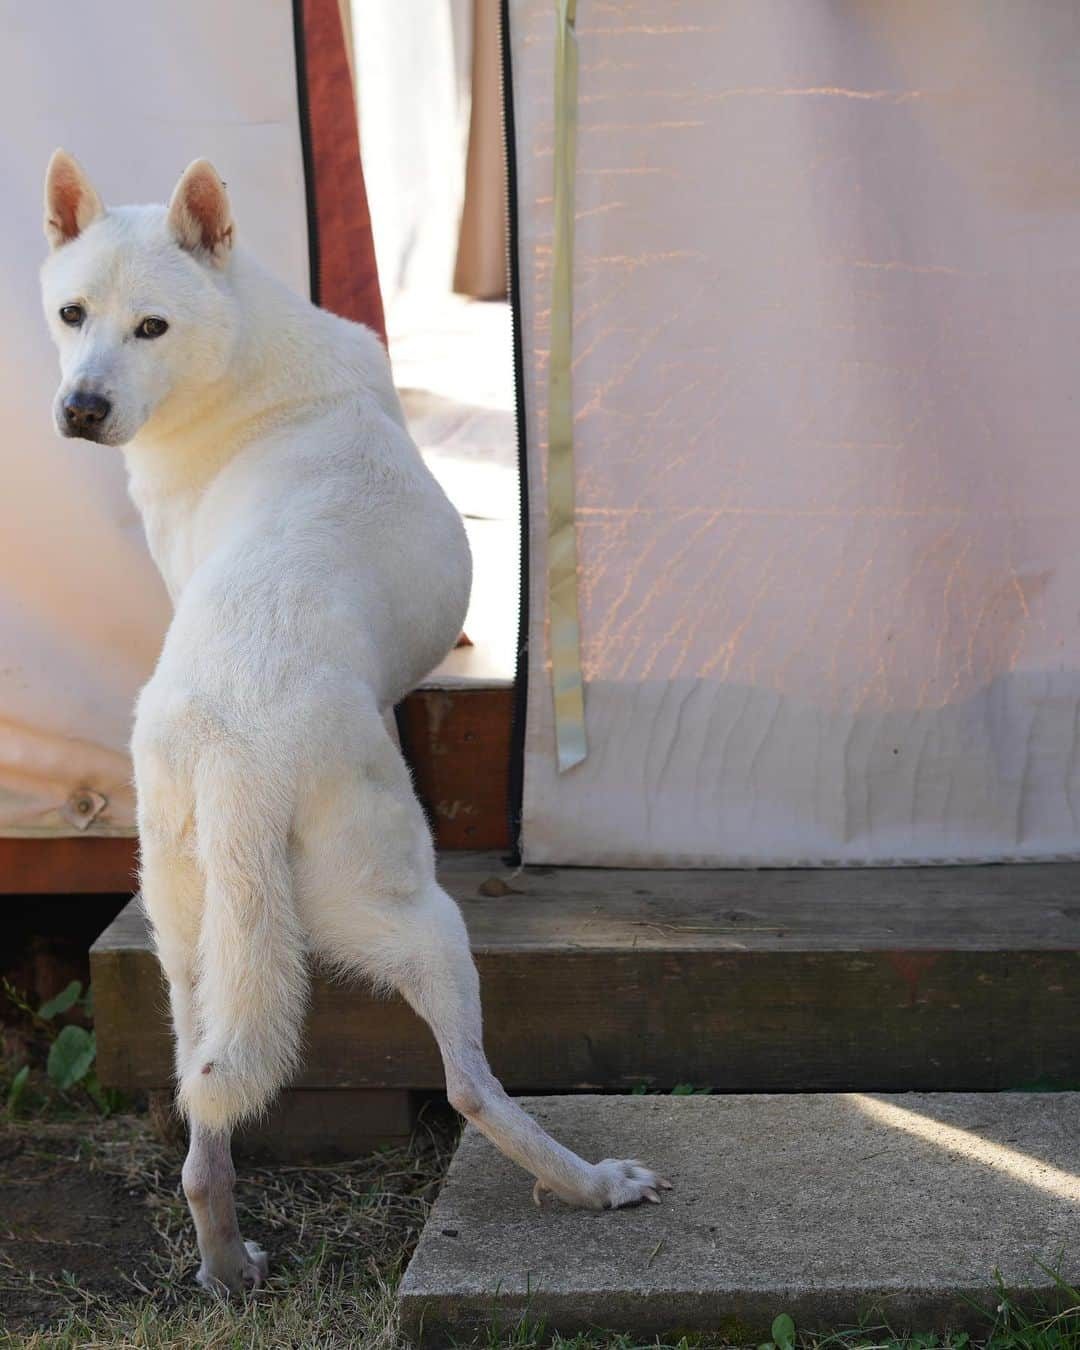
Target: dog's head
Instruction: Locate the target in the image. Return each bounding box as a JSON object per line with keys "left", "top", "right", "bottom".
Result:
{"left": 40, "top": 151, "right": 238, "bottom": 447}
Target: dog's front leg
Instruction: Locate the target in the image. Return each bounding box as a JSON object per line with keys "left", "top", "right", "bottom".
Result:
{"left": 181, "top": 1123, "right": 267, "bottom": 1294}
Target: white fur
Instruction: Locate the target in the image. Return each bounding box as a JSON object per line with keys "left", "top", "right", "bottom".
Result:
{"left": 41, "top": 151, "right": 666, "bottom": 1292}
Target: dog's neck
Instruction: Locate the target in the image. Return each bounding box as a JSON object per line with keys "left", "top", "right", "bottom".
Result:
{"left": 120, "top": 251, "right": 387, "bottom": 599}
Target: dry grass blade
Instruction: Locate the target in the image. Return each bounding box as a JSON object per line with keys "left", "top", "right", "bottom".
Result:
{"left": 1, "top": 1110, "right": 455, "bottom": 1349}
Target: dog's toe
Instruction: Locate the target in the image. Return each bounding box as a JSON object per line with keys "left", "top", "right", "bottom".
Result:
{"left": 592, "top": 1157, "right": 669, "bottom": 1210}
{"left": 196, "top": 1238, "right": 268, "bottom": 1296}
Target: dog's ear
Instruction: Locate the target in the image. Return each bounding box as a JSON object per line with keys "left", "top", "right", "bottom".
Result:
{"left": 44, "top": 149, "right": 105, "bottom": 250}
{"left": 168, "top": 160, "right": 234, "bottom": 266}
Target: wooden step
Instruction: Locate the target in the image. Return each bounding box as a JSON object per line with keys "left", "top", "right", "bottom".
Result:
{"left": 91, "top": 854, "right": 1080, "bottom": 1101}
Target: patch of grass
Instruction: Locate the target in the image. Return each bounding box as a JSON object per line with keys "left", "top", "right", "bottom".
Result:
{"left": 454, "top": 1287, "right": 1080, "bottom": 1350}
{"left": 1, "top": 1110, "right": 454, "bottom": 1349}
{"left": 794, "top": 1282, "right": 1080, "bottom": 1350}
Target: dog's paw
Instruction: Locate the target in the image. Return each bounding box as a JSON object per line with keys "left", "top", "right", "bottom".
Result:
{"left": 533, "top": 1158, "right": 672, "bottom": 1210}
{"left": 196, "top": 1239, "right": 268, "bottom": 1296}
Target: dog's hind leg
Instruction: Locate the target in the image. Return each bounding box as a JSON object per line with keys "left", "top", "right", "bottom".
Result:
{"left": 299, "top": 710, "right": 667, "bottom": 1209}
{"left": 302, "top": 825, "right": 668, "bottom": 1206}
{"left": 386, "top": 884, "right": 669, "bottom": 1210}
{"left": 181, "top": 1122, "right": 267, "bottom": 1294}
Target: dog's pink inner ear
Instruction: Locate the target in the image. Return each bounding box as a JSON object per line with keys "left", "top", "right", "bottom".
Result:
{"left": 169, "top": 161, "right": 234, "bottom": 264}
{"left": 44, "top": 152, "right": 104, "bottom": 249}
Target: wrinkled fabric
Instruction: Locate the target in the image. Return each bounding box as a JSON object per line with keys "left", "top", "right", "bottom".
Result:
{"left": 514, "top": 0, "right": 1080, "bottom": 864}
{"left": 0, "top": 0, "right": 311, "bottom": 835}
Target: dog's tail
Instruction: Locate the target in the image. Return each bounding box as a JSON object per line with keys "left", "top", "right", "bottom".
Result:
{"left": 178, "top": 754, "right": 307, "bottom": 1131}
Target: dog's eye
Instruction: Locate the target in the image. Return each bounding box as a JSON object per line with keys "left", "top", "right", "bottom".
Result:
{"left": 59, "top": 304, "right": 84, "bottom": 327}
{"left": 135, "top": 316, "right": 169, "bottom": 339}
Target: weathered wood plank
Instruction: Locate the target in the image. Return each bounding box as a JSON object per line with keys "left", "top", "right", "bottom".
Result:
{"left": 91, "top": 854, "right": 1080, "bottom": 1096}
{"left": 93, "top": 852, "right": 1080, "bottom": 953}
{"left": 0, "top": 837, "right": 137, "bottom": 895}
{"left": 148, "top": 1088, "right": 416, "bottom": 1162}
{"left": 1, "top": 690, "right": 509, "bottom": 896}
{"left": 398, "top": 689, "right": 512, "bottom": 850}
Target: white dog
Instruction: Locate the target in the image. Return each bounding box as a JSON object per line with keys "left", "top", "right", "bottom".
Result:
{"left": 41, "top": 151, "right": 666, "bottom": 1292}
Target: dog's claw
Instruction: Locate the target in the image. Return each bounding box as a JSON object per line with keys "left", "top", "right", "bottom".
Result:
{"left": 532, "top": 1180, "right": 548, "bottom": 1207}
{"left": 658, "top": 1177, "right": 674, "bottom": 1190}
{"left": 643, "top": 1187, "right": 661, "bottom": 1204}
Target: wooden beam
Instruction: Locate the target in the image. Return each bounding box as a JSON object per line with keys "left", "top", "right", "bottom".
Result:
{"left": 399, "top": 687, "right": 512, "bottom": 850}
{"left": 0, "top": 837, "right": 137, "bottom": 895}
{"left": 148, "top": 1087, "right": 416, "bottom": 1162}
{"left": 0, "top": 687, "right": 512, "bottom": 893}
{"left": 91, "top": 853, "right": 1080, "bottom": 1096}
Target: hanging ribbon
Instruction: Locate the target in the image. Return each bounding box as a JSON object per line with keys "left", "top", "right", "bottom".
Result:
{"left": 547, "top": 0, "right": 587, "bottom": 772}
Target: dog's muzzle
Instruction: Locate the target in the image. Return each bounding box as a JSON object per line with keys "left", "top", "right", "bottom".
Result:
{"left": 62, "top": 391, "right": 112, "bottom": 440}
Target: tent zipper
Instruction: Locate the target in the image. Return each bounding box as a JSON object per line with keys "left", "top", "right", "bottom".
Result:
{"left": 499, "top": 0, "right": 530, "bottom": 865}
{"left": 292, "top": 0, "right": 323, "bottom": 307}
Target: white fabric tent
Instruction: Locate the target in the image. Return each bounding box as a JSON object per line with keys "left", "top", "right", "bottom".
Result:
{"left": 11, "top": 0, "right": 1080, "bottom": 870}
{"left": 0, "top": 1, "right": 311, "bottom": 836}
{"left": 512, "top": 0, "right": 1080, "bottom": 865}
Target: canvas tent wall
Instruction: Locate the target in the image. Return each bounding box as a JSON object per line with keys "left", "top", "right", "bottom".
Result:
{"left": 11, "top": 0, "right": 1080, "bottom": 876}
{"left": 0, "top": 0, "right": 380, "bottom": 843}
{"left": 509, "top": 0, "right": 1080, "bottom": 865}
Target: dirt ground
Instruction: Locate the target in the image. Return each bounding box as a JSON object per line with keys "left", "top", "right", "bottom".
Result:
{"left": 1, "top": 1125, "right": 162, "bottom": 1332}
{"left": 0, "top": 1112, "right": 453, "bottom": 1348}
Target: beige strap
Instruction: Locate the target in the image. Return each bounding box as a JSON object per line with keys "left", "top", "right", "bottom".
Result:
{"left": 547, "top": 0, "right": 587, "bottom": 772}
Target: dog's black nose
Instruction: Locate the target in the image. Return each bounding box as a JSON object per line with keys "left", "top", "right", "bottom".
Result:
{"left": 63, "top": 392, "right": 111, "bottom": 435}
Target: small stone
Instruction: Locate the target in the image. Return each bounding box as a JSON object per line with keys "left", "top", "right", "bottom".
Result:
{"left": 477, "top": 877, "right": 522, "bottom": 897}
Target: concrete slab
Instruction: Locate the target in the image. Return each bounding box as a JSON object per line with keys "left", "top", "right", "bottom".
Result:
{"left": 400, "top": 1094, "right": 1080, "bottom": 1344}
